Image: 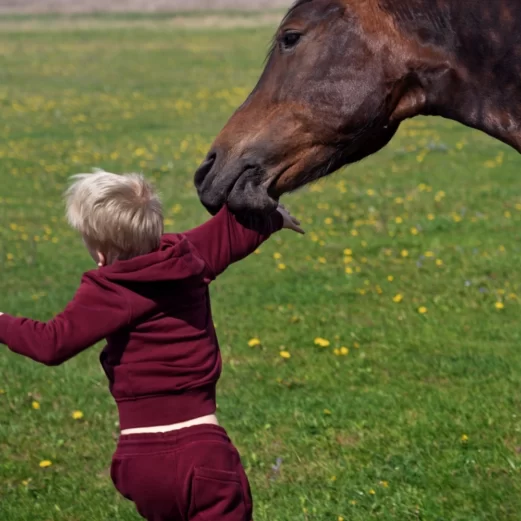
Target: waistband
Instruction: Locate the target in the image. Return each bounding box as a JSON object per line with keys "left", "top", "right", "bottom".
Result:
{"left": 114, "top": 424, "right": 230, "bottom": 456}
{"left": 116, "top": 386, "right": 216, "bottom": 431}
{"left": 120, "top": 414, "right": 219, "bottom": 436}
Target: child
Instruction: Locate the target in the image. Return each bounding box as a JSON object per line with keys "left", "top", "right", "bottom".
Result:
{"left": 0, "top": 170, "right": 303, "bottom": 521}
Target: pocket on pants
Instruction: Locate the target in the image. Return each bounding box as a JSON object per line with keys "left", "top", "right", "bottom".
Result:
{"left": 191, "top": 466, "right": 247, "bottom": 521}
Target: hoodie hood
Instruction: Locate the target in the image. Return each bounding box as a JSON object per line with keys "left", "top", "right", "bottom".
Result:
{"left": 96, "top": 235, "right": 207, "bottom": 284}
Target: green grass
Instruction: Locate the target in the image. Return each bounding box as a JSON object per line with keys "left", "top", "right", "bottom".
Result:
{"left": 2, "top": 16, "right": 521, "bottom": 521}
{"left": 0, "top": 10, "right": 283, "bottom": 21}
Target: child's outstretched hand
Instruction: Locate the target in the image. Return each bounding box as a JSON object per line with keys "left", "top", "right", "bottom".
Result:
{"left": 277, "top": 204, "right": 305, "bottom": 235}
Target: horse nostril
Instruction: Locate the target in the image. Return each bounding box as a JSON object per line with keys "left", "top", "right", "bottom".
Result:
{"left": 194, "top": 151, "right": 217, "bottom": 190}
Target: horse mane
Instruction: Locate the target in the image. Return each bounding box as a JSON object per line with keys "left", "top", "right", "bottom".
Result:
{"left": 379, "top": 0, "right": 454, "bottom": 49}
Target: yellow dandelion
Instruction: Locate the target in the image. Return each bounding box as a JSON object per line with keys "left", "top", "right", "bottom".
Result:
{"left": 395, "top": 216, "right": 403, "bottom": 224}
{"left": 323, "top": 409, "right": 332, "bottom": 415}
{"left": 72, "top": 410, "right": 84, "bottom": 420}
{"left": 418, "top": 306, "right": 428, "bottom": 314}
{"left": 495, "top": 302, "right": 505, "bottom": 310}
{"left": 254, "top": 249, "right": 261, "bottom": 255}
{"left": 318, "top": 257, "right": 327, "bottom": 264}
{"left": 351, "top": 229, "right": 359, "bottom": 236}
{"left": 314, "top": 337, "right": 330, "bottom": 348}
{"left": 338, "top": 517, "right": 344, "bottom": 521}
{"left": 350, "top": 500, "right": 357, "bottom": 505}
{"left": 410, "top": 227, "right": 419, "bottom": 235}
{"left": 32, "top": 401, "right": 40, "bottom": 410}
{"left": 353, "top": 342, "right": 360, "bottom": 349}
{"left": 461, "top": 434, "right": 469, "bottom": 442}
{"left": 39, "top": 460, "right": 52, "bottom": 468}
{"left": 425, "top": 251, "right": 435, "bottom": 258}
{"left": 279, "top": 351, "right": 291, "bottom": 359}
{"left": 278, "top": 263, "right": 287, "bottom": 271}
{"left": 436, "top": 259, "right": 444, "bottom": 266}
{"left": 369, "top": 488, "right": 376, "bottom": 495}
{"left": 248, "top": 338, "right": 261, "bottom": 348}
{"left": 324, "top": 217, "right": 333, "bottom": 225}
{"left": 401, "top": 249, "right": 409, "bottom": 258}
{"left": 343, "top": 248, "right": 353, "bottom": 256}
{"left": 427, "top": 213, "right": 435, "bottom": 220}
{"left": 334, "top": 348, "right": 341, "bottom": 356}
{"left": 345, "top": 267, "right": 353, "bottom": 275}
{"left": 387, "top": 275, "right": 394, "bottom": 282}
{"left": 393, "top": 294, "right": 404, "bottom": 303}
{"left": 340, "top": 347, "right": 349, "bottom": 356}
{"left": 273, "top": 252, "right": 282, "bottom": 260}
{"left": 380, "top": 480, "right": 389, "bottom": 488}
{"left": 452, "top": 213, "right": 462, "bottom": 223}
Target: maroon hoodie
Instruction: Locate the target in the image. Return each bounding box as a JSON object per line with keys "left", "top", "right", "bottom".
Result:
{"left": 0, "top": 206, "right": 283, "bottom": 430}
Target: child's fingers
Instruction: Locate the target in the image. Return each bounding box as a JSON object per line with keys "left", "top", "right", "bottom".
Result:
{"left": 291, "top": 223, "right": 305, "bottom": 234}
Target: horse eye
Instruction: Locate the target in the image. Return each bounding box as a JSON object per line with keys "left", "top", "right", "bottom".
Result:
{"left": 281, "top": 31, "right": 302, "bottom": 51}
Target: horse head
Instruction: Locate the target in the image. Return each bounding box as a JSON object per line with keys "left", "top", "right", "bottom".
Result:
{"left": 195, "top": 0, "right": 521, "bottom": 215}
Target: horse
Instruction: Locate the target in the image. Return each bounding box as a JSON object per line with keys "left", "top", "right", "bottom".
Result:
{"left": 194, "top": 0, "right": 521, "bottom": 216}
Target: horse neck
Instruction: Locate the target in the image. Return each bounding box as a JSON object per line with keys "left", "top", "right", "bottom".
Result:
{"left": 389, "top": 0, "right": 521, "bottom": 151}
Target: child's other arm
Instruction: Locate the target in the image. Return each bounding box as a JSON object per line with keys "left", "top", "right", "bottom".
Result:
{"left": 0, "top": 276, "right": 130, "bottom": 366}
{"left": 184, "top": 204, "right": 303, "bottom": 278}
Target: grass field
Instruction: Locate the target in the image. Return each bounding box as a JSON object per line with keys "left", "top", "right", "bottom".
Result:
{"left": 2, "top": 15, "right": 521, "bottom": 521}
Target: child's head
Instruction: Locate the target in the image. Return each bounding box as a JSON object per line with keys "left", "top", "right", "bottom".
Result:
{"left": 65, "top": 170, "right": 163, "bottom": 266}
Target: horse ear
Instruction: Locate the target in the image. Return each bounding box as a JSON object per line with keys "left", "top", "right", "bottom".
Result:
{"left": 390, "top": 86, "right": 426, "bottom": 123}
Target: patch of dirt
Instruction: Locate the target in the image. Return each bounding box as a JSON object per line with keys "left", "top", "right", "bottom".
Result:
{"left": 0, "top": 0, "right": 291, "bottom": 13}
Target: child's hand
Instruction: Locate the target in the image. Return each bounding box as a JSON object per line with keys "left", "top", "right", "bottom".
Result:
{"left": 277, "top": 204, "right": 305, "bottom": 235}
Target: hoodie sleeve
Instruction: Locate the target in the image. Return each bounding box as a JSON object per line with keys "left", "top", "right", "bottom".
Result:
{"left": 0, "top": 274, "right": 131, "bottom": 366}
{"left": 184, "top": 205, "right": 283, "bottom": 279}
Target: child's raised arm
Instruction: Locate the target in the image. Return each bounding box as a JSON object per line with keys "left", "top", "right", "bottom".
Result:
{"left": 183, "top": 204, "right": 303, "bottom": 279}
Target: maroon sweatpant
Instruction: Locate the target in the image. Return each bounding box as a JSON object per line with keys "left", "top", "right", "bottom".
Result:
{"left": 111, "top": 424, "right": 253, "bottom": 521}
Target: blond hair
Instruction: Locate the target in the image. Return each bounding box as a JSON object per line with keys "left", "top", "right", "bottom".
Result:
{"left": 65, "top": 169, "right": 163, "bottom": 261}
